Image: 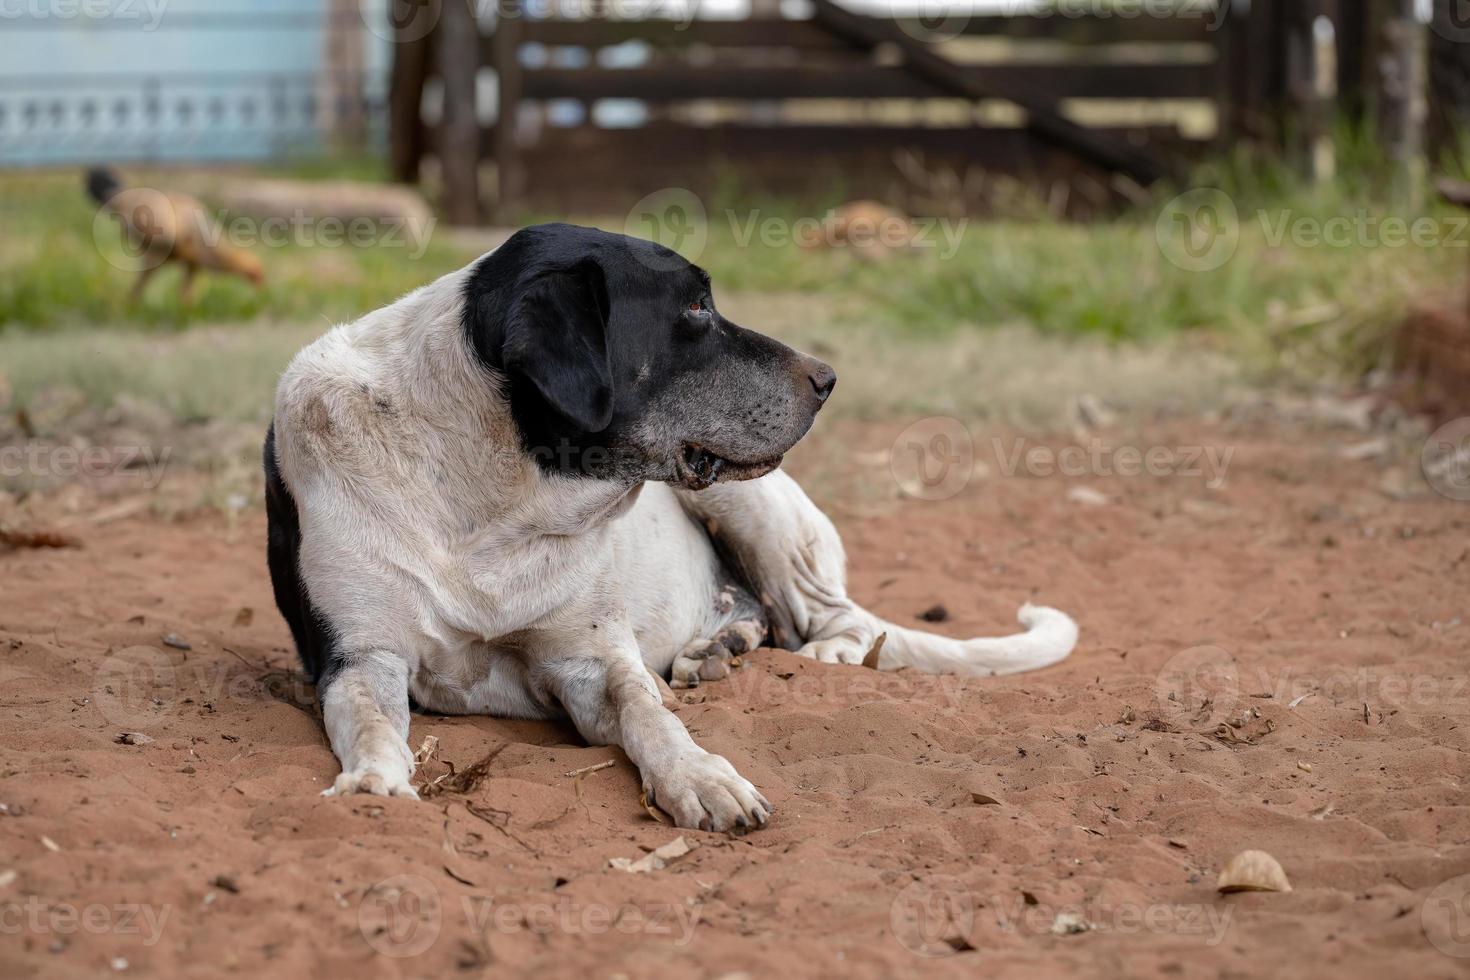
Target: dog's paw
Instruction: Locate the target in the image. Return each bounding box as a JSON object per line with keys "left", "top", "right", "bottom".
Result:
{"left": 794, "top": 636, "right": 868, "bottom": 665}
{"left": 322, "top": 767, "right": 420, "bottom": 800}
{"left": 645, "top": 751, "right": 771, "bottom": 834}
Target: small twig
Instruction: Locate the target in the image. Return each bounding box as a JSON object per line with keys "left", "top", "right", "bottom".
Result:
{"left": 564, "top": 759, "right": 615, "bottom": 779}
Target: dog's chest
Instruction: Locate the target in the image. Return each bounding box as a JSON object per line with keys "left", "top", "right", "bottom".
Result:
{"left": 607, "top": 484, "right": 733, "bottom": 671}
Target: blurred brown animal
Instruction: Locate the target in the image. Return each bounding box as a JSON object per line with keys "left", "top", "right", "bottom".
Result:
{"left": 87, "top": 167, "right": 265, "bottom": 305}
{"left": 796, "top": 200, "right": 917, "bottom": 262}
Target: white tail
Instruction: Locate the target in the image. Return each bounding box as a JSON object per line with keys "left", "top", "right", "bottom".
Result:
{"left": 865, "top": 603, "right": 1078, "bottom": 677}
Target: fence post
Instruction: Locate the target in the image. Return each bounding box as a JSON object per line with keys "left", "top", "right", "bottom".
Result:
{"left": 1284, "top": 0, "right": 1338, "bottom": 182}
{"left": 1379, "top": 0, "right": 1427, "bottom": 203}
{"left": 387, "top": 9, "right": 434, "bottom": 184}
{"left": 439, "top": 0, "right": 482, "bottom": 225}
{"left": 493, "top": 3, "right": 524, "bottom": 221}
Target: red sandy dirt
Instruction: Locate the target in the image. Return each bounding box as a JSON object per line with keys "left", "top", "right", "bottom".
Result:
{"left": 1, "top": 419, "right": 1468, "bottom": 978}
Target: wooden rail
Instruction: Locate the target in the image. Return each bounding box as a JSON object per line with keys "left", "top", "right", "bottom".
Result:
{"left": 386, "top": 3, "right": 1411, "bottom": 221}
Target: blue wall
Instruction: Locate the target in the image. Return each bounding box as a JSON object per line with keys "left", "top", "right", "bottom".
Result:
{"left": 0, "top": 0, "right": 388, "bottom": 166}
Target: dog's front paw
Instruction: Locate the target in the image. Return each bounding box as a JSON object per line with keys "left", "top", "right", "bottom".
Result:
{"left": 323, "top": 766, "right": 420, "bottom": 800}
{"left": 645, "top": 751, "right": 771, "bottom": 833}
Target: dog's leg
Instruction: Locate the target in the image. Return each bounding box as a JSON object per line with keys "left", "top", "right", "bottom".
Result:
{"left": 676, "top": 471, "right": 1077, "bottom": 677}
{"left": 320, "top": 651, "right": 418, "bottom": 799}
{"left": 538, "top": 641, "right": 771, "bottom": 832}
{"left": 669, "top": 616, "right": 764, "bottom": 690}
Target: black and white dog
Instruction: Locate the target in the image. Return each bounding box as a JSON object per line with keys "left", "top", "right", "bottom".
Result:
{"left": 264, "top": 223, "right": 1076, "bottom": 832}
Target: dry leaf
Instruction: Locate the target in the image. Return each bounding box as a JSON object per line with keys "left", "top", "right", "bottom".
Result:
{"left": 1217, "top": 849, "right": 1291, "bottom": 894}
{"left": 115, "top": 732, "right": 154, "bottom": 746}
{"left": 1296, "top": 761, "right": 1312, "bottom": 773}
{"left": 861, "top": 632, "right": 888, "bottom": 670}
{"left": 232, "top": 607, "right": 254, "bottom": 628}
{"left": 970, "top": 792, "right": 1002, "bottom": 806}
{"left": 608, "top": 835, "right": 696, "bottom": 873}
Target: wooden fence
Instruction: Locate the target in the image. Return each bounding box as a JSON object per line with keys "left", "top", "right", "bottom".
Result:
{"left": 388, "top": 0, "right": 1427, "bottom": 222}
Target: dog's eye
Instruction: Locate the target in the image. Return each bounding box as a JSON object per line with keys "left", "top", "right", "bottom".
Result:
{"left": 687, "top": 296, "right": 713, "bottom": 319}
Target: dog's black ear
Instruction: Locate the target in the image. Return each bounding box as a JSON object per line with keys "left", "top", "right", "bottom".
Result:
{"left": 502, "top": 259, "right": 613, "bottom": 432}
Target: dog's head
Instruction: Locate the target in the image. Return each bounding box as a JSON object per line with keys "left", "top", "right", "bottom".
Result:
{"left": 463, "top": 223, "right": 835, "bottom": 489}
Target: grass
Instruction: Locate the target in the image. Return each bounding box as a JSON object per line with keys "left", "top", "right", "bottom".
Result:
{"left": 1, "top": 139, "right": 1466, "bottom": 421}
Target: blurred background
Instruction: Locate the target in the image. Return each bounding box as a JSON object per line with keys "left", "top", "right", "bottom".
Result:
{"left": 2, "top": 0, "right": 1470, "bottom": 509}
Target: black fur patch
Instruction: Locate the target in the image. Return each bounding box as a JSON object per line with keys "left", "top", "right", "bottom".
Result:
{"left": 263, "top": 423, "right": 346, "bottom": 691}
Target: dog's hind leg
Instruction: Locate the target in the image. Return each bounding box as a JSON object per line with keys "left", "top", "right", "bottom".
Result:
{"left": 675, "top": 470, "right": 1078, "bottom": 678}
{"left": 670, "top": 615, "right": 765, "bottom": 690}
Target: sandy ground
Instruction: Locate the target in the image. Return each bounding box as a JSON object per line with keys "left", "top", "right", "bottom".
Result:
{"left": 1, "top": 416, "right": 1469, "bottom": 979}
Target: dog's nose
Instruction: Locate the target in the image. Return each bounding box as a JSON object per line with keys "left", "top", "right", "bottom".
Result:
{"left": 809, "top": 362, "right": 837, "bottom": 404}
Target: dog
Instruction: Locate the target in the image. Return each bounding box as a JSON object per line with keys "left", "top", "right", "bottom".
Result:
{"left": 264, "top": 223, "right": 1078, "bottom": 832}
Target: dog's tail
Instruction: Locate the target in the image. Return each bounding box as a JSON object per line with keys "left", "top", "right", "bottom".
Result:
{"left": 860, "top": 603, "right": 1078, "bottom": 677}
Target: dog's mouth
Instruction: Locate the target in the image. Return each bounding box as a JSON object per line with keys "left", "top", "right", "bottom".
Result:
{"left": 674, "top": 443, "right": 783, "bottom": 491}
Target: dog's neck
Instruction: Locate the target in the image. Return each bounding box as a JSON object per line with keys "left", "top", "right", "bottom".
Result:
{"left": 364, "top": 270, "right": 644, "bottom": 539}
